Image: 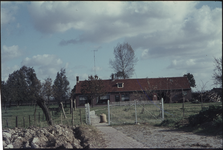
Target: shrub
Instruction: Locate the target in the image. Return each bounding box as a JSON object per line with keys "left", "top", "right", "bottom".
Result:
{"left": 212, "top": 115, "right": 222, "bottom": 127}
{"left": 188, "top": 105, "right": 222, "bottom": 127}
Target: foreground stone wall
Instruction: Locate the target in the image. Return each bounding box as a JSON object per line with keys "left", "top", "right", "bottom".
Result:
{"left": 2, "top": 124, "right": 87, "bottom": 149}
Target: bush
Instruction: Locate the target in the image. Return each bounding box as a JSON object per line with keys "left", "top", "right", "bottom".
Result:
{"left": 188, "top": 105, "right": 222, "bottom": 127}
{"left": 212, "top": 115, "right": 222, "bottom": 127}
{"left": 191, "top": 99, "right": 200, "bottom": 103}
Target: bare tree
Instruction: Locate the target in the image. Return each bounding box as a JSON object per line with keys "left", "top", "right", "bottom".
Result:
{"left": 109, "top": 42, "right": 138, "bottom": 79}
{"left": 196, "top": 80, "right": 208, "bottom": 108}
{"left": 212, "top": 57, "right": 222, "bottom": 88}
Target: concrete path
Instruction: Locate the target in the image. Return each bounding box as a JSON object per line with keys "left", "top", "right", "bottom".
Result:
{"left": 90, "top": 111, "right": 146, "bottom": 148}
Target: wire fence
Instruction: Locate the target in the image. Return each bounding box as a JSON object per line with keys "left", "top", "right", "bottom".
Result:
{"left": 161, "top": 101, "right": 222, "bottom": 122}
{"left": 109, "top": 100, "right": 163, "bottom": 125}
{"left": 1, "top": 103, "right": 86, "bottom": 129}
{"left": 2, "top": 100, "right": 221, "bottom": 129}
{"left": 90, "top": 100, "right": 222, "bottom": 126}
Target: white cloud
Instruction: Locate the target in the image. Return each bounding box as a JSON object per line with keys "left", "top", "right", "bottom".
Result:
{"left": 28, "top": 1, "right": 125, "bottom": 34}
{"left": 1, "top": 4, "right": 18, "bottom": 27}
{"left": 1, "top": 64, "right": 20, "bottom": 81}
{"left": 26, "top": 1, "right": 221, "bottom": 49}
{"left": 21, "top": 54, "right": 68, "bottom": 80}
{"left": 141, "top": 49, "right": 149, "bottom": 59}
{"left": 91, "top": 66, "right": 102, "bottom": 72}
{"left": 16, "top": 23, "right": 20, "bottom": 28}
{"left": 1, "top": 45, "right": 22, "bottom": 62}
{"left": 21, "top": 54, "right": 63, "bottom": 67}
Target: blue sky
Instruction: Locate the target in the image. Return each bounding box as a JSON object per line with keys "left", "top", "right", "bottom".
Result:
{"left": 1, "top": 1, "right": 222, "bottom": 92}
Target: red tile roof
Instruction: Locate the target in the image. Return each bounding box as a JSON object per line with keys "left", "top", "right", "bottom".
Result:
{"left": 75, "top": 77, "right": 191, "bottom": 94}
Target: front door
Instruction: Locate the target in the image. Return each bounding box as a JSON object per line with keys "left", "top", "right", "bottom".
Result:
{"left": 115, "top": 95, "right": 120, "bottom": 102}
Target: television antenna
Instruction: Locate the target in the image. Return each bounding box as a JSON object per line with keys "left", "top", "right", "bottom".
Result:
{"left": 92, "top": 49, "right": 98, "bottom": 75}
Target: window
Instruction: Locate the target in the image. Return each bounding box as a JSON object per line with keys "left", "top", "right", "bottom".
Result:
{"left": 117, "top": 83, "right": 124, "bottom": 88}
{"left": 79, "top": 96, "right": 87, "bottom": 100}
{"left": 100, "top": 95, "right": 109, "bottom": 100}
{"left": 79, "top": 96, "right": 87, "bottom": 104}
{"left": 98, "top": 95, "right": 110, "bottom": 104}
{"left": 121, "top": 94, "right": 129, "bottom": 101}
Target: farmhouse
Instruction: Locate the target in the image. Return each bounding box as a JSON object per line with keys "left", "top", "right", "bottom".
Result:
{"left": 74, "top": 76, "right": 191, "bottom": 106}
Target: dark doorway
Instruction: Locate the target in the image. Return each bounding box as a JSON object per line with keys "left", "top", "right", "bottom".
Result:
{"left": 115, "top": 95, "right": 120, "bottom": 102}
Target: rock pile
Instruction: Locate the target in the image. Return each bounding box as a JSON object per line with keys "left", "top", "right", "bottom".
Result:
{"left": 202, "top": 91, "right": 222, "bottom": 102}
{"left": 2, "top": 124, "right": 86, "bottom": 149}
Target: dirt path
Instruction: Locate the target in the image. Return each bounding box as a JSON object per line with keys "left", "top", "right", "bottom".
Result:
{"left": 90, "top": 111, "right": 222, "bottom": 149}
{"left": 90, "top": 111, "right": 146, "bottom": 148}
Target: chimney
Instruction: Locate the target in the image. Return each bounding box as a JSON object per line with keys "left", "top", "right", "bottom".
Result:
{"left": 76, "top": 76, "right": 79, "bottom": 84}
{"left": 111, "top": 74, "right": 115, "bottom": 81}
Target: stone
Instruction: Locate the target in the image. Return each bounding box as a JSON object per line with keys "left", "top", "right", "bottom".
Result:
{"left": 11, "top": 134, "right": 18, "bottom": 141}
{"left": 12, "top": 136, "right": 24, "bottom": 148}
{"left": 3, "top": 132, "right": 12, "bottom": 139}
{"left": 73, "top": 140, "right": 83, "bottom": 149}
{"left": 24, "top": 141, "right": 31, "bottom": 148}
{"left": 9, "top": 129, "right": 15, "bottom": 135}
{"left": 6, "top": 144, "right": 13, "bottom": 149}
{"left": 3, "top": 135, "right": 11, "bottom": 145}
{"left": 3, "top": 141, "right": 7, "bottom": 147}
{"left": 47, "top": 133, "right": 56, "bottom": 146}
{"left": 63, "top": 142, "right": 73, "bottom": 148}
{"left": 50, "top": 130, "right": 55, "bottom": 135}
{"left": 31, "top": 137, "right": 40, "bottom": 148}
{"left": 31, "top": 143, "right": 39, "bottom": 148}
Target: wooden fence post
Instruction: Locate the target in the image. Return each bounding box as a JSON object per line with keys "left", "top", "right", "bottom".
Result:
{"left": 6, "top": 119, "right": 8, "bottom": 128}
{"left": 29, "top": 115, "right": 31, "bottom": 127}
{"left": 74, "top": 99, "right": 76, "bottom": 111}
{"left": 70, "top": 99, "right": 73, "bottom": 114}
{"left": 60, "top": 102, "right": 67, "bottom": 118}
{"left": 108, "top": 100, "right": 110, "bottom": 125}
{"left": 23, "top": 117, "right": 25, "bottom": 127}
{"left": 16, "top": 116, "right": 18, "bottom": 127}
{"left": 79, "top": 109, "right": 82, "bottom": 125}
{"left": 71, "top": 99, "right": 74, "bottom": 126}
{"left": 61, "top": 112, "right": 62, "bottom": 124}
{"left": 34, "top": 114, "right": 36, "bottom": 126}
{"left": 161, "top": 98, "right": 164, "bottom": 121}
{"left": 38, "top": 112, "right": 40, "bottom": 123}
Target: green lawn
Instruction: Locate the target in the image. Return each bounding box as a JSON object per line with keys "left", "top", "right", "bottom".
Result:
{"left": 1, "top": 104, "right": 86, "bottom": 129}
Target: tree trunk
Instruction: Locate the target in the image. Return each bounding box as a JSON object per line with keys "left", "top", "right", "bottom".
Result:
{"left": 4, "top": 101, "right": 7, "bottom": 113}
{"left": 47, "top": 96, "right": 50, "bottom": 107}
{"left": 91, "top": 98, "right": 94, "bottom": 108}
{"left": 34, "top": 104, "right": 37, "bottom": 126}
{"left": 36, "top": 98, "right": 54, "bottom": 125}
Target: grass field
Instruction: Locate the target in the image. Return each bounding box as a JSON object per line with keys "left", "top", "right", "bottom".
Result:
{"left": 1, "top": 101, "right": 222, "bottom": 129}
{"left": 1, "top": 104, "right": 86, "bottom": 129}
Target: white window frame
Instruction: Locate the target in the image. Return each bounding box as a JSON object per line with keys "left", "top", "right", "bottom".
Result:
{"left": 117, "top": 83, "right": 124, "bottom": 88}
